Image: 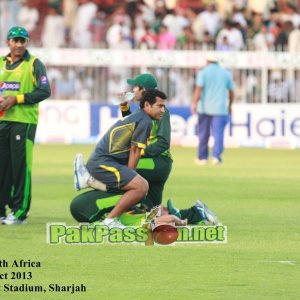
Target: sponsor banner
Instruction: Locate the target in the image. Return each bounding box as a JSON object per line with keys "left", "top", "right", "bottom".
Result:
{"left": 93, "top": 104, "right": 300, "bottom": 149}
{"left": 36, "top": 101, "right": 300, "bottom": 148}
{"left": 36, "top": 100, "right": 90, "bottom": 143}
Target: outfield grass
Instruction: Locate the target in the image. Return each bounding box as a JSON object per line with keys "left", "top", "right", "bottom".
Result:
{"left": 0, "top": 145, "right": 299, "bottom": 300}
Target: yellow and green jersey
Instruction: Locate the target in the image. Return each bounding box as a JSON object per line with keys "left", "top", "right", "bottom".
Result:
{"left": 122, "top": 107, "right": 172, "bottom": 160}
{"left": 90, "top": 109, "right": 152, "bottom": 165}
{"left": 0, "top": 50, "right": 51, "bottom": 124}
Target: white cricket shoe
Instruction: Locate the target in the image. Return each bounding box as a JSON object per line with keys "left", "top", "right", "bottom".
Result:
{"left": 2, "top": 213, "right": 27, "bottom": 225}
{"left": 195, "top": 158, "right": 208, "bottom": 166}
{"left": 102, "top": 218, "right": 125, "bottom": 229}
{"left": 212, "top": 157, "right": 222, "bottom": 165}
{"left": 74, "top": 153, "right": 90, "bottom": 191}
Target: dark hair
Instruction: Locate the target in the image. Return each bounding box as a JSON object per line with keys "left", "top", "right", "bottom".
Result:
{"left": 140, "top": 89, "right": 167, "bottom": 108}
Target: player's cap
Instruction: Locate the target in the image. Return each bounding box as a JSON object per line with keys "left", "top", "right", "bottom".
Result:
{"left": 7, "top": 26, "right": 29, "bottom": 40}
{"left": 206, "top": 53, "right": 218, "bottom": 63}
{"left": 127, "top": 73, "right": 158, "bottom": 89}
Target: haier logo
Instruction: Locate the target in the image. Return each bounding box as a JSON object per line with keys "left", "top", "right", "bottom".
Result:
{"left": 94, "top": 104, "right": 300, "bottom": 147}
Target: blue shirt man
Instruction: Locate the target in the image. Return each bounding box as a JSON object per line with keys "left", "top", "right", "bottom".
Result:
{"left": 191, "top": 54, "right": 234, "bottom": 165}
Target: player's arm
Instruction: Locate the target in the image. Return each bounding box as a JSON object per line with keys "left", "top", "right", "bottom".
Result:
{"left": 228, "top": 90, "right": 234, "bottom": 115}
{"left": 143, "top": 111, "right": 171, "bottom": 157}
{"left": 0, "top": 59, "right": 51, "bottom": 111}
{"left": 155, "top": 214, "right": 187, "bottom": 226}
{"left": 227, "top": 73, "right": 235, "bottom": 115}
{"left": 15, "top": 58, "right": 51, "bottom": 105}
{"left": 191, "top": 85, "right": 202, "bottom": 114}
{"left": 130, "top": 117, "right": 152, "bottom": 166}
{"left": 127, "top": 144, "right": 142, "bottom": 169}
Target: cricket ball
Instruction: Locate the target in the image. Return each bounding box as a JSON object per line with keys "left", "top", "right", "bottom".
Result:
{"left": 152, "top": 224, "right": 178, "bottom": 245}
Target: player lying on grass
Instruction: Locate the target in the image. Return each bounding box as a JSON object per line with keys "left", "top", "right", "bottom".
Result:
{"left": 70, "top": 189, "right": 218, "bottom": 226}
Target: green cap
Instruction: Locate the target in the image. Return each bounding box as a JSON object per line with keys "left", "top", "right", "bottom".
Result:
{"left": 127, "top": 74, "right": 158, "bottom": 89}
{"left": 7, "top": 26, "right": 29, "bottom": 40}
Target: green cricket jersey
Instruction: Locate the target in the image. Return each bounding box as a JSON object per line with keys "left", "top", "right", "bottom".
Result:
{"left": 0, "top": 50, "right": 51, "bottom": 124}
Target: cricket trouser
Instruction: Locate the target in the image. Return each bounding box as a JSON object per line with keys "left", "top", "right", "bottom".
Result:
{"left": 70, "top": 190, "right": 123, "bottom": 223}
{"left": 70, "top": 190, "right": 146, "bottom": 226}
{"left": 179, "top": 206, "right": 205, "bottom": 224}
{"left": 0, "top": 121, "right": 36, "bottom": 220}
{"left": 137, "top": 155, "right": 172, "bottom": 209}
{"left": 197, "top": 114, "right": 229, "bottom": 161}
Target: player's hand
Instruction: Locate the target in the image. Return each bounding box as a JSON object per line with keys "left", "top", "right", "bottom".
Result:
{"left": 191, "top": 102, "right": 197, "bottom": 114}
{"left": 180, "top": 219, "right": 188, "bottom": 226}
{"left": 116, "top": 92, "right": 128, "bottom": 106}
{"left": 0, "top": 95, "right": 17, "bottom": 111}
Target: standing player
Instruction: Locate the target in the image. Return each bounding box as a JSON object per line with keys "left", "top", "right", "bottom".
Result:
{"left": 191, "top": 54, "right": 234, "bottom": 165}
{"left": 0, "top": 26, "right": 51, "bottom": 225}
{"left": 74, "top": 89, "right": 167, "bottom": 227}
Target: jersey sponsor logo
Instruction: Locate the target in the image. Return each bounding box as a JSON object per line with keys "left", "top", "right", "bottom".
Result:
{"left": 0, "top": 81, "right": 21, "bottom": 91}
{"left": 0, "top": 82, "right": 6, "bottom": 90}
{"left": 40, "top": 75, "right": 48, "bottom": 85}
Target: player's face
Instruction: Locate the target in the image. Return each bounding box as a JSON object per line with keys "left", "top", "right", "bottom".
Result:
{"left": 7, "top": 38, "right": 28, "bottom": 59}
{"left": 133, "top": 86, "right": 145, "bottom": 101}
{"left": 144, "top": 97, "right": 166, "bottom": 120}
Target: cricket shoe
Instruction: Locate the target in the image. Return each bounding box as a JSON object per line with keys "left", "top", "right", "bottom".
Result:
{"left": 102, "top": 218, "right": 125, "bottom": 229}
{"left": 74, "top": 153, "right": 90, "bottom": 191}
{"left": 2, "top": 213, "right": 27, "bottom": 225}
{"left": 212, "top": 158, "right": 222, "bottom": 165}
{"left": 195, "top": 200, "right": 219, "bottom": 225}
{"left": 0, "top": 216, "right": 6, "bottom": 224}
{"left": 195, "top": 158, "right": 208, "bottom": 166}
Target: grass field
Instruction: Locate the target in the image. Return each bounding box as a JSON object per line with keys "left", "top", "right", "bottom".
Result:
{"left": 0, "top": 145, "right": 299, "bottom": 300}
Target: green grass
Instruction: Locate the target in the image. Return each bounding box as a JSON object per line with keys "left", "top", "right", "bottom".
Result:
{"left": 0, "top": 145, "right": 299, "bottom": 300}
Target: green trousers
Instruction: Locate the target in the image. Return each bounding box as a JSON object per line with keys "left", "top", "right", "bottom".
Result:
{"left": 70, "top": 190, "right": 122, "bottom": 223}
{"left": 137, "top": 155, "right": 172, "bottom": 209}
{"left": 0, "top": 121, "right": 36, "bottom": 220}
{"left": 70, "top": 190, "right": 203, "bottom": 225}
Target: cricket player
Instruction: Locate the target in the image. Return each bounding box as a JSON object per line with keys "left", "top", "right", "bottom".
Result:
{"left": 70, "top": 189, "right": 218, "bottom": 226}
{"left": 0, "top": 26, "right": 51, "bottom": 225}
{"left": 74, "top": 89, "right": 168, "bottom": 227}
{"left": 121, "top": 73, "right": 173, "bottom": 209}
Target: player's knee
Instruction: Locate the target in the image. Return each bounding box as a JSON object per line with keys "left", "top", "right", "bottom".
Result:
{"left": 136, "top": 176, "right": 149, "bottom": 196}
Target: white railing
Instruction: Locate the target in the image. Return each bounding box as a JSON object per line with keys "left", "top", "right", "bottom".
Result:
{"left": 2, "top": 48, "right": 300, "bottom": 104}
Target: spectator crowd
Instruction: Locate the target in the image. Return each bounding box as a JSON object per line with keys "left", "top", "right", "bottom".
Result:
{"left": 1, "top": 0, "right": 299, "bottom": 104}
{"left": 1, "top": 0, "right": 300, "bottom": 52}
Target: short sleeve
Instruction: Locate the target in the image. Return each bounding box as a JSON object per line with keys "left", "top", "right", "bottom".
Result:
{"left": 196, "top": 70, "right": 204, "bottom": 87}
{"left": 131, "top": 118, "right": 152, "bottom": 149}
